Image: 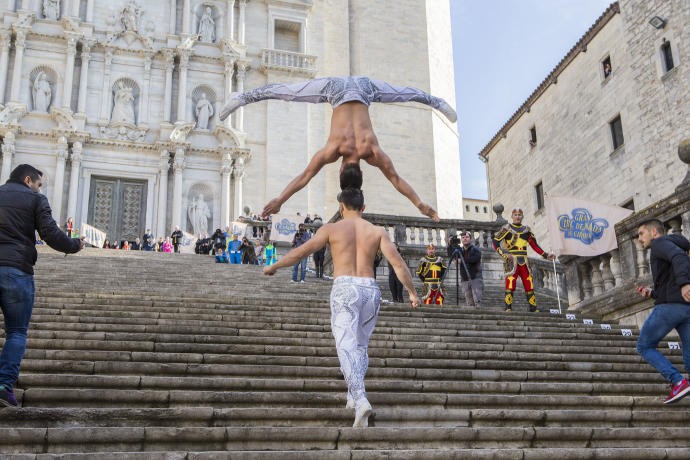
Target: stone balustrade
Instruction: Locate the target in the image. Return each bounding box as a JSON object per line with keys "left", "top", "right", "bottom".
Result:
{"left": 260, "top": 49, "right": 317, "bottom": 76}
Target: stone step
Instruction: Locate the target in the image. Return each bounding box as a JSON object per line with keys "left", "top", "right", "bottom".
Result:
{"left": 2, "top": 426, "right": 690, "bottom": 455}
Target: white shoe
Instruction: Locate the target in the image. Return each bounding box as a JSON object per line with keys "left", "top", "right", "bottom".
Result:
{"left": 345, "top": 397, "right": 355, "bottom": 409}
{"left": 352, "top": 400, "right": 372, "bottom": 428}
{"left": 437, "top": 101, "right": 457, "bottom": 123}
{"left": 219, "top": 93, "right": 243, "bottom": 121}
{"left": 300, "top": 280, "right": 305, "bottom": 284}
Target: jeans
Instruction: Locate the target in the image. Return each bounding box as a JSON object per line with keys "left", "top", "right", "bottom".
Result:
{"left": 636, "top": 303, "right": 690, "bottom": 385}
{"left": 292, "top": 257, "right": 308, "bottom": 282}
{"left": 0, "top": 266, "right": 35, "bottom": 390}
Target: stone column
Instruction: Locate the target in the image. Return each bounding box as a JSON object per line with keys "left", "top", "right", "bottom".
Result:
{"left": 238, "top": 0, "right": 247, "bottom": 45}
{"left": 635, "top": 244, "right": 649, "bottom": 278}
{"left": 76, "top": 40, "right": 92, "bottom": 114}
{"left": 226, "top": 0, "right": 235, "bottom": 41}
{"left": 99, "top": 48, "right": 114, "bottom": 122}
{"left": 220, "top": 151, "right": 232, "bottom": 228}
{"left": 66, "top": 140, "right": 82, "bottom": 223}
{"left": 601, "top": 253, "right": 615, "bottom": 291}
{"left": 176, "top": 50, "right": 190, "bottom": 122}
{"left": 0, "top": 131, "right": 16, "bottom": 183}
{"left": 70, "top": 0, "right": 80, "bottom": 17}
{"left": 232, "top": 156, "right": 245, "bottom": 219}
{"left": 52, "top": 136, "right": 69, "bottom": 224}
{"left": 223, "top": 57, "right": 235, "bottom": 129}
{"left": 171, "top": 146, "right": 185, "bottom": 229}
{"left": 589, "top": 258, "right": 603, "bottom": 297}
{"left": 182, "top": 0, "right": 191, "bottom": 34}
{"left": 9, "top": 28, "right": 27, "bottom": 102}
{"left": 579, "top": 262, "right": 592, "bottom": 301}
{"left": 162, "top": 49, "right": 174, "bottom": 122}
{"left": 0, "top": 30, "right": 11, "bottom": 104}
{"left": 156, "top": 148, "right": 170, "bottom": 237}
{"left": 62, "top": 33, "right": 79, "bottom": 109}
{"left": 609, "top": 249, "right": 622, "bottom": 286}
{"left": 235, "top": 62, "right": 247, "bottom": 130}
{"left": 140, "top": 52, "right": 152, "bottom": 125}
{"left": 86, "top": 0, "right": 94, "bottom": 22}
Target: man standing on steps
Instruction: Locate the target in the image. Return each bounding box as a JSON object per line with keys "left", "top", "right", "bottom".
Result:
{"left": 170, "top": 226, "right": 184, "bottom": 253}
{"left": 263, "top": 186, "right": 420, "bottom": 428}
{"left": 635, "top": 219, "right": 690, "bottom": 404}
{"left": 0, "top": 164, "right": 84, "bottom": 407}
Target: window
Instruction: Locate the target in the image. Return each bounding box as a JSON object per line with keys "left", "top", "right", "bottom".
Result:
{"left": 621, "top": 199, "right": 635, "bottom": 211}
{"left": 483, "top": 207, "right": 488, "bottom": 213}
{"left": 465, "top": 205, "right": 470, "bottom": 212}
{"left": 274, "top": 19, "right": 301, "bottom": 52}
{"left": 475, "top": 206, "right": 479, "bottom": 213}
{"left": 529, "top": 126, "right": 537, "bottom": 146}
{"left": 610, "top": 115, "right": 624, "bottom": 150}
{"left": 661, "top": 41, "right": 675, "bottom": 72}
{"left": 602, "top": 56, "right": 612, "bottom": 78}
{"left": 535, "top": 181, "right": 544, "bottom": 210}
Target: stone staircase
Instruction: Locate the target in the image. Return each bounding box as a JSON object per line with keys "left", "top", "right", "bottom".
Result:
{"left": 1, "top": 248, "right": 689, "bottom": 458}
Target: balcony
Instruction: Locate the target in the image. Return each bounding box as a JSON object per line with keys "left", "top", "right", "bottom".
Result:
{"left": 259, "top": 49, "right": 317, "bottom": 76}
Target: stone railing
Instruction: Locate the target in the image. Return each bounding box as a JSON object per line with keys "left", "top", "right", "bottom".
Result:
{"left": 259, "top": 49, "right": 318, "bottom": 76}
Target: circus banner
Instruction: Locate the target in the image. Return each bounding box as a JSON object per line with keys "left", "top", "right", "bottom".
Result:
{"left": 270, "top": 214, "right": 301, "bottom": 243}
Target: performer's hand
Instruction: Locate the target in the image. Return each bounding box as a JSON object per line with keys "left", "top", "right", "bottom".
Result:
{"left": 417, "top": 202, "right": 439, "bottom": 222}
{"left": 78, "top": 236, "right": 86, "bottom": 250}
{"left": 261, "top": 198, "right": 283, "bottom": 218}
{"left": 681, "top": 284, "right": 690, "bottom": 302}
{"left": 409, "top": 292, "right": 421, "bottom": 309}
{"left": 635, "top": 285, "right": 652, "bottom": 299}
{"left": 547, "top": 253, "right": 557, "bottom": 261}
{"left": 263, "top": 265, "right": 277, "bottom": 276}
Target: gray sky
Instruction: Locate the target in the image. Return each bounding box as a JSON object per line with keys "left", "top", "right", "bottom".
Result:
{"left": 450, "top": 0, "right": 613, "bottom": 200}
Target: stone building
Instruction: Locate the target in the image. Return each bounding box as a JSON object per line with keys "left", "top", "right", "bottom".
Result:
{"left": 461, "top": 197, "right": 492, "bottom": 222}
{"left": 480, "top": 0, "right": 689, "bottom": 246}
{"left": 0, "top": 0, "right": 460, "bottom": 243}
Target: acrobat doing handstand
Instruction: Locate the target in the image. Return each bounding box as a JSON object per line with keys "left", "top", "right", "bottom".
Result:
{"left": 219, "top": 76, "right": 457, "bottom": 222}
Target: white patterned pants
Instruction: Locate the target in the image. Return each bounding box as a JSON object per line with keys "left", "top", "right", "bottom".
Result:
{"left": 237, "top": 76, "right": 449, "bottom": 110}
{"left": 329, "top": 276, "right": 381, "bottom": 405}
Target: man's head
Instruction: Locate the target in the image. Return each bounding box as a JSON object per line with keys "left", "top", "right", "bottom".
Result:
{"left": 233, "top": 234, "right": 238, "bottom": 240}
{"left": 426, "top": 244, "right": 436, "bottom": 257}
{"left": 337, "top": 187, "right": 365, "bottom": 213}
{"left": 9, "top": 164, "right": 43, "bottom": 192}
{"left": 511, "top": 208, "right": 524, "bottom": 225}
{"left": 340, "top": 163, "right": 363, "bottom": 190}
{"left": 637, "top": 219, "right": 666, "bottom": 249}
{"left": 461, "top": 231, "right": 473, "bottom": 247}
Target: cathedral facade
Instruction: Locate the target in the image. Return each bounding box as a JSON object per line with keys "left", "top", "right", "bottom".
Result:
{"left": 0, "top": 0, "right": 460, "bottom": 242}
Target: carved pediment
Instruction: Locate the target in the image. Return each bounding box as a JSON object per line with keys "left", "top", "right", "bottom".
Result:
{"left": 213, "top": 125, "right": 245, "bottom": 148}
{"left": 0, "top": 103, "right": 28, "bottom": 125}
{"left": 100, "top": 122, "right": 148, "bottom": 142}
{"left": 60, "top": 16, "right": 81, "bottom": 33}
{"left": 170, "top": 122, "right": 195, "bottom": 144}
{"left": 50, "top": 107, "right": 76, "bottom": 131}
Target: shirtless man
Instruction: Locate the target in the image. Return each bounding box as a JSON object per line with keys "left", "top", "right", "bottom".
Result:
{"left": 263, "top": 185, "right": 421, "bottom": 428}
{"left": 219, "top": 76, "right": 457, "bottom": 221}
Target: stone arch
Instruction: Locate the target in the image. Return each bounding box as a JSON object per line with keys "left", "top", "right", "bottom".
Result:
{"left": 110, "top": 77, "right": 140, "bottom": 124}
{"left": 29, "top": 66, "right": 58, "bottom": 112}
{"left": 191, "top": 85, "right": 217, "bottom": 130}
{"left": 186, "top": 182, "right": 214, "bottom": 236}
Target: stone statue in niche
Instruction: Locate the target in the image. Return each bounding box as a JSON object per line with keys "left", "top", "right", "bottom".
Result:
{"left": 43, "top": 0, "right": 60, "bottom": 20}
{"left": 188, "top": 194, "right": 210, "bottom": 236}
{"left": 111, "top": 81, "right": 136, "bottom": 124}
{"left": 195, "top": 93, "right": 213, "bottom": 129}
{"left": 120, "top": 1, "right": 140, "bottom": 32}
{"left": 198, "top": 6, "right": 215, "bottom": 43}
{"left": 32, "top": 71, "right": 52, "bottom": 113}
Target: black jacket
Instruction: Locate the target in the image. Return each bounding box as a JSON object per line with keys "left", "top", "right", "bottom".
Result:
{"left": 0, "top": 181, "right": 81, "bottom": 274}
{"left": 650, "top": 234, "right": 690, "bottom": 305}
{"left": 457, "top": 245, "right": 482, "bottom": 281}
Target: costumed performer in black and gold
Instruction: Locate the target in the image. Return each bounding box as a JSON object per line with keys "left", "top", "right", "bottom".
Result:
{"left": 492, "top": 208, "right": 555, "bottom": 312}
{"left": 416, "top": 243, "right": 447, "bottom": 305}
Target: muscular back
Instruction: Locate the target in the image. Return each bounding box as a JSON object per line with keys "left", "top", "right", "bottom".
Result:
{"left": 327, "top": 216, "right": 382, "bottom": 278}
{"left": 329, "top": 102, "right": 378, "bottom": 163}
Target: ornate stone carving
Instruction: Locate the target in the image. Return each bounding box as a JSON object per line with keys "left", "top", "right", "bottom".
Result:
{"left": 194, "top": 93, "right": 213, "bottom": 130}
{"left": 100, "top": 123, "right": 148, "bottom": 141}
{"left": 60, "top": 16, "right": 81, "bottom": 33}
{"left": 50, "top": 107, "right": 77, "bottom": 130}
{"left": 43, "top": 0, "right": 60, "bottom": 20}
{"left": 213, "top": 125, "right": 245, "bottom": 148}
{"left": 169, "top": 122, "right": 195, "bottom": 143}
{"left": 111, "top": 80, "right": 136, "bottom": 124}
{"left": 120, "top": 1, "right": 141, "bottom": 33}
{"left": 187, "top": 193, "right": 211, "bottom": 236}
{"left": 0, "top": 103, "right": 27, "bottom": 125}
{"left": 32, "top": 71, "right": 52, "bottom": 113}
{"left": 198, "top": 6, "right": 215, "bottom": 43}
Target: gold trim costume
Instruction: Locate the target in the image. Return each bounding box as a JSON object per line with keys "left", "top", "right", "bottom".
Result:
{"left": 416, "top": 245, "right": 447, "bottom": 305}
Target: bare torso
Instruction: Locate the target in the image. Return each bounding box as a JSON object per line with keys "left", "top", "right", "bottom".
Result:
{"left": 327, "top": 102, "right": 379, "bottom": 166}
{"left": 327, "top": 216, "right": 381, "bottom": 279}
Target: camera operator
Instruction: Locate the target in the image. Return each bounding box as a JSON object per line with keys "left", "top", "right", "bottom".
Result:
{"left": 451, "top": 231, "right": 483, "bottom": 308}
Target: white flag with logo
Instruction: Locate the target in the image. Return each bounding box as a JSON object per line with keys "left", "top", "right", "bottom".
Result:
{"left": 270, "top": 214, "right": 301, "bottom": 243}
{"left": 231, "top": 221, "right": 248, "bottom": 238}
{"left": 546, "top": 196, "right": 633, "bottom": 257}
{"left": 81, "top": 223, "right": 106, "bottom": 249}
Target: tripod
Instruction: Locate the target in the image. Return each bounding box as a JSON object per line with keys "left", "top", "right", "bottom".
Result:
{"left": 448, "top": 246, "right": 473, "bottom": 306}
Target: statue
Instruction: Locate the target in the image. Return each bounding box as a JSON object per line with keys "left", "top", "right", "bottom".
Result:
{"left": 195, "top": 93, "right": 213, "bottom": 129}
{"left": 188, "top": 194, "right": 210, "bottom": 236}
{"left": 120, "top": 1, "right": 139, "bottom": 32}
{"left": 111, "top": 82, "right": 136, "bottom": 124}
{"left": 43, "top": 0, "right": 60, "bottom": 20}
{"left": 198, "top": 6, "right": 215, "bottom": 43}
{"left": 32, "top": 71, "right": 52, "bottom": 113}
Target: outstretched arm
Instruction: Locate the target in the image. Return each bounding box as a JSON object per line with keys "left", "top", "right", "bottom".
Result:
{"left": 261, "top": 143, "right": 339, "bottom": 217}
{"left": 379, "top": 228, "right": 420, "bottom": 308}
{"left": 369, "top": 146, "right": 439, "bottom": 222}
{"left": 263, "top": 225, "right": 330, "bottom": 275}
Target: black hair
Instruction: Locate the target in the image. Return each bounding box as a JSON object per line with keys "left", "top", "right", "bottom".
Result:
{"left": 340, "top": 163, "right": 363, "bottom": 190}
{"left": 639, "top": 218, "right": 666, "bottom": 235}
{"left": 9, "top": 164, "right": 42, "bottom": 184}
{"left": 338, "top": 187, "right": 365, "bottom": 211}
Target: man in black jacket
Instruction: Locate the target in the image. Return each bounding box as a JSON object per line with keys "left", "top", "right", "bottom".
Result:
{"left": 453, "top": 231, "right": 483, "bottom": 308}
{"left": 171, "top": 226, "right": 184, "bottom": 253}
{"left": 635, "top": 219, "right": 690, "bottom": 404}
{"left": 0, "top": 164, "right": 83, "bottom": 407}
